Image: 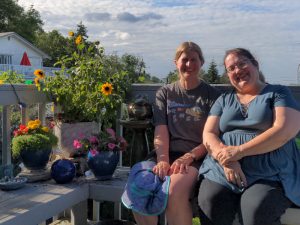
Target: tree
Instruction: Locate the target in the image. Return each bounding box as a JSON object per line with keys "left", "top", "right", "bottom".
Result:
{"left": 219, "top": 71, "right": 230, "bottom": 84}
{"left": 0, "top": 0, "right": 43, "bottom": 43}
{"left": 120, "top": 54, "right": 146, "bottom": 83}
{"left": 203, "top": 60, "right": 219, "bottom": 84}
{"left": 165, "top": 70, "right": 178, "bottom": 83}
{"left": 150, "top": 76, "right": 162, "bottom": 83}
{"left": 75, "top": 21, "right": 88, "bottom": 40}
{"left": 35, "top": 30, "right": 69, "bottom": 67}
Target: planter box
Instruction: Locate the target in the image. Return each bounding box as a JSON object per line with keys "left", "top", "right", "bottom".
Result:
{"left": 54, "top": 121, "right": 99, "bottom": 157}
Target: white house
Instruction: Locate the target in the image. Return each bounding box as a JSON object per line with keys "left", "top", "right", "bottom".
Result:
{"left": 0, "top": 32, "right": 58, "bottom": 79}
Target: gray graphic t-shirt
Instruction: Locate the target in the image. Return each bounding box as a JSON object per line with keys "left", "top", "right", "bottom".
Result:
{"left": 153, "top": 80, "right": 220, "bottom": 153}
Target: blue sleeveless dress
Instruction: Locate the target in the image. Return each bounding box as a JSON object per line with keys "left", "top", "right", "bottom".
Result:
{"left": 199, "top": 84, "right": 300, "bottom": 206}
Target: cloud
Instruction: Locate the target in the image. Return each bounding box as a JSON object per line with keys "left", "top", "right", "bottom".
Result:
{"left": 84, "top": 12, "right": 111, "bottom": 22}
{"left": 116, "top": 12, "right": 163, "bottom": 23}
{"left": 17, "top": 0, "right": 300, "bottom": 84}
{"left": 99, "top": 30, "right": 131, "bottom": 41}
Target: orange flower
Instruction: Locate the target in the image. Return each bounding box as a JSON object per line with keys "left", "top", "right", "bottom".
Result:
{"left": 100, "top": 82, "right": 113, "bottom": 96}
{"left": 68, "top": 31, "right": 74, "bottom": 37}
{"left": 75, "top": 35, "right": 82, "bottom": 45}
{"left": 34, "top": 69, "right": 45, "bottom": 79}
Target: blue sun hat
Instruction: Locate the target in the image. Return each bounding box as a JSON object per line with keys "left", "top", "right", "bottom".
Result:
{"left": 121, "top": 161, "right": 170, "bottom": 216}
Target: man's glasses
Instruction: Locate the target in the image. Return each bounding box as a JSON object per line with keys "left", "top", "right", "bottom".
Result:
{"left": 225, "top": 60, "right": 250, "bottom": 73}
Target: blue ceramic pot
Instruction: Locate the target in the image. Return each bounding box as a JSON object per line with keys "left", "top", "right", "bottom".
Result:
{"left": 51, "top": 159, "right": 76, "bottom": 184}
{"left": 87, "top": 151, "right": 119, "bottom": 180}
{"left": 20, "top": 148, "right": 51, "bottom": 170}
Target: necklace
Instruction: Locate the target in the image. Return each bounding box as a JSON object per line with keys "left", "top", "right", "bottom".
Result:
{"left": 240, "top": 102, "right": 250, "bottom": 118}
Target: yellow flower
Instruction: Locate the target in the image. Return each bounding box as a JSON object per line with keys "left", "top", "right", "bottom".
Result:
{"left": 75, "top": 35, "right": 82, "bottom": 45}
{"left": 68, "top": 31, "right": 74, "bottom": 37}
{"left": 28, "top": 123, "right": 39, "bottom": 130}
{"left": 34, "top": 69, "right": 45, "bottom": 79}
{"left": 27, "top": 120, "right": 41, "bottom": 130}
{"left": 0, "top": 80, "right": 4, "bottom": 85}
{"left": 34, "top": 119, "right": 41, "bottom": 127}
{"left": 100, "top": 82, "right": 113, "bottom": 96}
{"left": 42, "top": 127, "right": 49, "bottom": 132}
{"left": 28, "top": 120, "right": 35, "bottom": 127}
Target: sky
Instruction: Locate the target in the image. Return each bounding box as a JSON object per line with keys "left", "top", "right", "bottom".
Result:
{"left": 18, "top": 0, "right": 300, "bottom": 84}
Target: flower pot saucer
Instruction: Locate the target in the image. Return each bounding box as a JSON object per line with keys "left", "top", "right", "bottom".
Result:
{"left": 0, "top": 177, "right": 27, "bottom": 191}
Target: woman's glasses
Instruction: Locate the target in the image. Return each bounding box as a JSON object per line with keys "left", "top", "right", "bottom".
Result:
{"left": 226, "top": 60, "right": 250, "bottom": 73}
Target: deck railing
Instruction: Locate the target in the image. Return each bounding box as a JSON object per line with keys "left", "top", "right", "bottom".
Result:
{"left": 0, "top": 84, "right": 50, "bottom": 166}
{"left": 0, "top": 84, "right": 299, "bottom": 225}
{"left": 0, "top": 64, "right": 60, "bottom": 80}
{"left": 1, "top": 83, "right": 300, "bottom": 167}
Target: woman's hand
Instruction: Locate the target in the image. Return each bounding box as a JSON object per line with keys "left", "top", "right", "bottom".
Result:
{"left": 153, "top": 161, "right": 170, "bottom": 179}
{"left": 170, "top": 153, "right": 194, "bottom": 174}
{"left": 223, "top": 161, "right": 247, "bottom": 189}
{"left": 217, "top": 145, "right": 243, "bottom": 165}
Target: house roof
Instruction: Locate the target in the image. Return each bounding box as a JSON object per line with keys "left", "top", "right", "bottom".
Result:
{"left": 0, "top": 32, "right": 50, "bottom": 59}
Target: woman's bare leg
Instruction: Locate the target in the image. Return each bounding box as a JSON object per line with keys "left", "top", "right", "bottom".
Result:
{"left": 166, "top": 167, "right": 198, "bottom": 225}
{"left": 133, "top": 213, "right": 158, "bottom": 225}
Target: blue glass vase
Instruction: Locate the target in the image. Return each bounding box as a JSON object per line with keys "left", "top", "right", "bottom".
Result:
{"left": 87, "top": 151, "right": 119, "bottom": 180}
{"left": 51, "top": 159, "right": 76, "bottom": 184}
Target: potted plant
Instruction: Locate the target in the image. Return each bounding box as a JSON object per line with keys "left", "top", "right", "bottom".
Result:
{"left": 73, "top": 128, "right": 128, "bottom": 180}
{"left": 12, "top": 119, "right": 58, "bottom": 170}
{"left": 36, "top": 32, "right": 132, "bottom": 156}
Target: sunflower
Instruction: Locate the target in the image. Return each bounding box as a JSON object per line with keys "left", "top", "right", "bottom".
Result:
{"left": 34, "top": 77, "right": 41, "bottom": 91}
{"left": 68, "top": 31, "right": 74, "bottom": 37}
{"left": 34, "top": 77, "right": 40, "bottom": 86}
{"left": 100, "top": 82, "right": 113, "bottom": 96}
{"left": 75, "top": 35, "right": 82, "bottom": 45}
{"left": 34, "top": 69, "right": 45, "bottom": 79}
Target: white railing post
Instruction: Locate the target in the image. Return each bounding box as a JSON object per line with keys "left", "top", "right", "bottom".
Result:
{"left": 21, "top": 105, "right": 29, "bottom": 125}
{"left": 2, "top": 106, "right": 12, "bottom": 165}
{"left": 38, "top": 103, "right": 47, "bottom": 125}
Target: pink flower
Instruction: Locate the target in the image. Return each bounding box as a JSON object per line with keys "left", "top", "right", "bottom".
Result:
{"left": 90, "top": 149, "right": 98, "bottom": 156}
{"left": 89, "top": 136, "right": 98, "bottom": 144}
{"left": 78, "top": 133, "right": 85, "bottom": 139}
{"left": 73, "top": 139, "right": 82, "bottom": 149}
{"left": 108, "top": 143, "right": 116, "bottom": 150}
{"left": 106, "top": 128, "right": 116, "bottom": 138}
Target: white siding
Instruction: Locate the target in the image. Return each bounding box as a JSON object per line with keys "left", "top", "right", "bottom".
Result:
{"left": 0, "top": 36, "right": 43, "bottom": 67}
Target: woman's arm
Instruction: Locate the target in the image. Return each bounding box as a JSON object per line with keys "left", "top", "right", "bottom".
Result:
{"left": 218, "top": 107, "right": 300, "bottom": 164}
{"left": 202, "top": 115, "right": 224, "bottom": 159}
{"left": 152, "top": 125, "right": 170, "bottom": 178}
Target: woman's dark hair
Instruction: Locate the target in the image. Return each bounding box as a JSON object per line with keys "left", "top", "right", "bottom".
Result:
{"left": 224, "top": 48, "right": 265, "bottom": 82}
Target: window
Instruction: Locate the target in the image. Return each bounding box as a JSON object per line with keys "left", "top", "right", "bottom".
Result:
{"left": 0, "top": 55, "right": 12, "bottom": 64}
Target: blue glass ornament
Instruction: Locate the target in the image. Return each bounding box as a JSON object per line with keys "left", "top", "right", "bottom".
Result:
{"left": 51, "top": 159, "right": 76, "bottom": 184}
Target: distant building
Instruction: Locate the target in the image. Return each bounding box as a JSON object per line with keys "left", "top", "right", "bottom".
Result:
{"left": 0, "top": 32, "right": 58, "bottom": 79}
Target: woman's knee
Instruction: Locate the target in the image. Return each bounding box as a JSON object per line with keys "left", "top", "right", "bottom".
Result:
{"left": 169, "top": 170, "right": 198, "bottom": 201}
